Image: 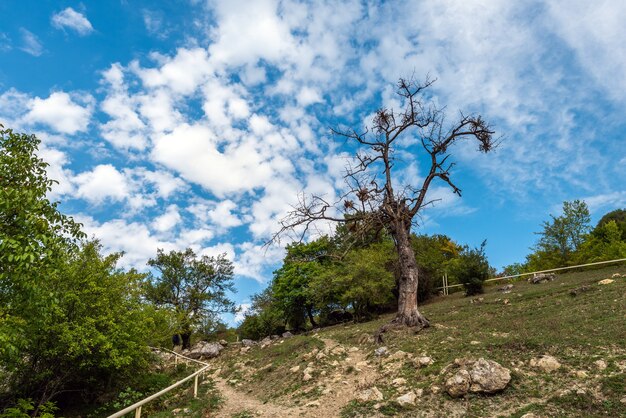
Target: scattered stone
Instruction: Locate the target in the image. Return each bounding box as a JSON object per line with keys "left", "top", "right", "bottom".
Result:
{"left": 594, "top": 359, "right": 607, "bottom": 371}
{"left": 305, "top": 400, "right": 320, "bottom": 407}
{"left": 430, "top": 385, "right": 441, "bottom": 394}
{"left": 282, "top": 331, "right": 294, "bottom": 338}
{"left": 289, "top": 365, "right": 300, "bottom": 373}
{"left": 416, "top": 356, "right": 434, "bottom": 367}
{"left": 358, "top": 333, "right": 375, "bottom": 345}
{"left": 598, "top": 279, "right": 614, "bottom": 285}
{"left": 304, "top": 366, "right": 315, "bottom": 375}
{"left": 392, "top": 378, "right": 407, "bottom": 387}
{"left": 445, "top": 358, "right": 511, "bottom": 398}
{"left": 219, "top": 339, "right": 228, "bottom": 346}
{"left": 357, "top": 386, "right": 384, "bottom": 402}
{"left": 316, "top": 352, "right": 327, "bottom": 360}
{"left": 530, "top": 355, "right": 561, "bottom": 372}
{"left": 330, "top": 360, "right": 339, "bottom": 367}
{"left": 270, "top": 334, "right": 280, "bottom": 340}
{"left": 620, "top": 396, "right": 626, "bottom": 404}
{"left": 187, "top": 341, "right": 224, "bottom": 359}
{"left": 570, "top": 285, "right": 592, "bottom": 296}
{"left": 445, "top": 369, "right": 471, "bottom": 398}
{"left": 375, "top": 346, "right": 389, "bottom": 356}
{"left": 240, "top": 346, "right": 250, "bottom": 354}
{"left": 470, "top": 297, "right": 484, "bottom": 304}
{"left": 503, "top": 299, "right": 510, "bottom": 305}
{"left": 349, "top": 346, "right": 360, "bottom": 352}
{"left": 470, "top": 341, "right": 481, "bottom": 345}
{"left": 499, "top": 284, "right": 514, "bottom": 293}
{"left": 528, "top": 272, "right": 556, "bottom": 284}
{"left": 396, "top": 391, "right": 417, "bottom": 406}
{"left": 383, "top": 350, "right": 410, "bottom": 364}
{"left": 575, "top": 370, "right": 588, "bottom": 379}
{"left": 356, "top": 361, "right": 369, "bottom": 368}
{"left": 520, "top": 414, "right": 540, "bottom": 418}
{"left": 241, "top": 339, "right": 256, "bottom": 347}
{"left": 303, "top": 372, "right": 313, "bottom": 381}
{"left": 331, "top": 346, "right": 346, "bottom": 355}
{"left": 612, "top": 273, "right": 622, "bottom": 278}
{"left": 576, "top": 388, "right": 586, "bottom": 395}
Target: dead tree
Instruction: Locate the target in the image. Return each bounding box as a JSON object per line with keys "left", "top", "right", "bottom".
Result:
{"left": 272, "top": 77, "right": 495, "bottom": 334}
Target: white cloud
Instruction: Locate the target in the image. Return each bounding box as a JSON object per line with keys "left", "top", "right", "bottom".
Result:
{"left": 0, "top": 33, "right": 11, "bottom": 52}
{"left": 19, "top": 28, "right": 43, "bottom": 56}
{"left": 208, "top": 200, "right": 243, "bottom": 229}
{"left": 51, "top": 8, "right": 94, "bottom": 36}
{"left": 78, "top": 216, "right": 176, "bottom": 270}
{"left": 74, "top": 164, "right": 130, "bottom": 204}
{"left": 24, "top": 92, "right": 93, "bottom": 134}
{"left": 582, "top": 191, "right": 626, "bottom": 214}
{"left": 151, "top": 123, "right": 275, "bottom": 197}
{"left": 152, "top": 205, "right": 182, "bottom": 232}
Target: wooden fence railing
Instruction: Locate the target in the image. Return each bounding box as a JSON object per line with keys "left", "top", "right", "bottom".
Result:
{"left": 439, "top": 257, "right": 626, "bottom": 294}
{"left": 107, "top": 347, "right": 210, "bottom": 418}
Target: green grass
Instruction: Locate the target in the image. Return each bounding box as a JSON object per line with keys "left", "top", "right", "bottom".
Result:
{"left": 217, "top": 265, "right": 626, "bottom": 417}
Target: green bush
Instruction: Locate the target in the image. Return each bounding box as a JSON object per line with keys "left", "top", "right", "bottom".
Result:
{"left": 449, "top": 241, "right": 491, "bottom": 296}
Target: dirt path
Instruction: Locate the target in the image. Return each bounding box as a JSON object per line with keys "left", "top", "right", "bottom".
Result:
{"left": 210, "top": 376, "right": 304, "bottom": 417}
{"left": 208, "top": 337, "right": 382, "bottom": 418}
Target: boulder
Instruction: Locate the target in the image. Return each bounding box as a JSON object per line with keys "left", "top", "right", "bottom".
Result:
{"left": 374, "top": 346, "right": 389, "bottom": 357}
{"left": 282, "top": 331, "right": 294, "bottom": 338}
{"left": 499, "top": 284, "right": 514, "bottom": 293}
{"left": 356, "top": 386, "right": 384, "bottom": 402}
{"left": 598, "top": 279, "right": 614, "bottom": 285}
{"left": 468, "top": 358, "right": 511, "bottom": 394}
{"left": 445, "top": 358, "right": 511, "bottom": 398}
{"left": 396, "top": 391, "right": 417, "bottom": 406}
{"left": 187, "top": 341, "right": 223, "bottom": 359}
{"left": 528, "top": 273, "right": 556, "bottom": 284}
{"left": 241, "top": 339, "right": 256, "bottom": 347}
{"left": 529, "top": 355, "right": 561, "bottom": 372}
{"left": 219, "top": 339, "right": 228, "bottom": 346}
{"left": 445, "top": 369, "right": 471, "bottom": 398}
{"left": 416, "top": 356, "right": 434, "bottom": 367}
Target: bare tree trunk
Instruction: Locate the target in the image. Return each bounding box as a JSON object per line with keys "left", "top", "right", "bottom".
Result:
{"left": 390, "top": 225, "right": 430, "bottom": 329}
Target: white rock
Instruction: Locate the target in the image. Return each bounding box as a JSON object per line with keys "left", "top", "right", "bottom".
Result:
{"left": 598, "top": 279, "right": 615, "bottom": 285}
{"left": 289, "top": 365, "right": 300, "bottom": 373}
{"left": 594, "top": 359, "right": 607, "bottom": 370}
{"left": 357, "top": 386, "right": 384, "bottom": 402}
{"left": 396, "top": 391, "right": 417, "bottom": 406}
{"left": 303, "top": 372, "right": 313, "bottom": 381}
{"left": 530, "top": 355, "right": 561, "bottom": 372}
{"left": 392, "top": 378, "right": 407, "bottom": 387}
{"left": 417, "top": 356, "right": 433, "bottom": 367}
{"left": 305, "top": 400, "right": 320, "bottom": 407}
{"left": 374, "top": 346, "right": 389, "bottom": 356}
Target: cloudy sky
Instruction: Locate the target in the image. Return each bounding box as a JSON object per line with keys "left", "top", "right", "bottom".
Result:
{"left": 1, "top": 0, "right": 625, "bottom": 322}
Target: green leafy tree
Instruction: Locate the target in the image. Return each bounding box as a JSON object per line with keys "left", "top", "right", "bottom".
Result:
{"left": 593, "top": 208, "right": 626, "bottom": 241}
{"left": 271, "top": 238, "right": 334, "bottom": 330}
{"left": 573, "top": 220, "right": 626, "bottom": 263}
{"left": 144, "top": 248, "right": 236, "bottom": 349}
{"left": 0, "top": 126, "right": 84, "bottom": 362}
{"left": 448, "top": 241, "right": 491, "bottom": 296}
{"left": 534, "top": 200, "right": 591, "bottom": 267}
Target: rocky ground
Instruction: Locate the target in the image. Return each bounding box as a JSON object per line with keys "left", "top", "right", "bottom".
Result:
{"left": 165, "top": 265, "right": 625, "bottom": 417}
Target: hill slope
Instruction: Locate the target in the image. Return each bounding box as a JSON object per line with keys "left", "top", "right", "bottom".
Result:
{"left": 207, "top": 265, "right": 625, "bottom": 417}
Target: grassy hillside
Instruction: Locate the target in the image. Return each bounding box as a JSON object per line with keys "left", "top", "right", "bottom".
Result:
{"left": 195, "top": 265, "right": 625, "bottom": 417}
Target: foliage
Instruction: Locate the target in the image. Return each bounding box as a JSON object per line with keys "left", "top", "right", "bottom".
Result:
{"left": 593, "top": 208, "right": 626, "bottom": 241}
{"left": 3, "top": 241, "right": 155, "bottom": 409}
{"left": 0, "top": 126, "right": 85, "bottom": 364}
{"left": 271, "top": 238, "right": 334, "bottom": 329}
{"left": 448, "top": 241, "right": 491, "bottom": 296}
{"left": 411, "top": 234, "right": 461, "bottom": 301}
{"left": 311, "top": 241, "right": 396, "bottom": 322}
{"left": 1, "top": 398, "right": 58, "bottom": 418}
{"left": 533, "top": 200, "right": 591, "bottom": 267}
{"left": 571, "top": 220, "right": 626, "bottom": 264}
{"left": 144, "top": 248, "right": 236, "bottom": 348}
{"left": 238, "top": 287, "right": 285, "bottom": 340}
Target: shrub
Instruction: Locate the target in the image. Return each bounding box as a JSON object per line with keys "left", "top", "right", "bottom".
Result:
{"left": 449, "top": 241, "right": 491, "bottom": 296}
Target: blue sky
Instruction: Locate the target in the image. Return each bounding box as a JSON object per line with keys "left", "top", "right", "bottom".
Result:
{"left": 1, "top": 1, "right": 625, "bottom": 323}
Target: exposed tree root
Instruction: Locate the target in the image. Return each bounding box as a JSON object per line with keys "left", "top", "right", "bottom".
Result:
{"left": 374, "top": 313, "right": 430, "bottom": 344}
